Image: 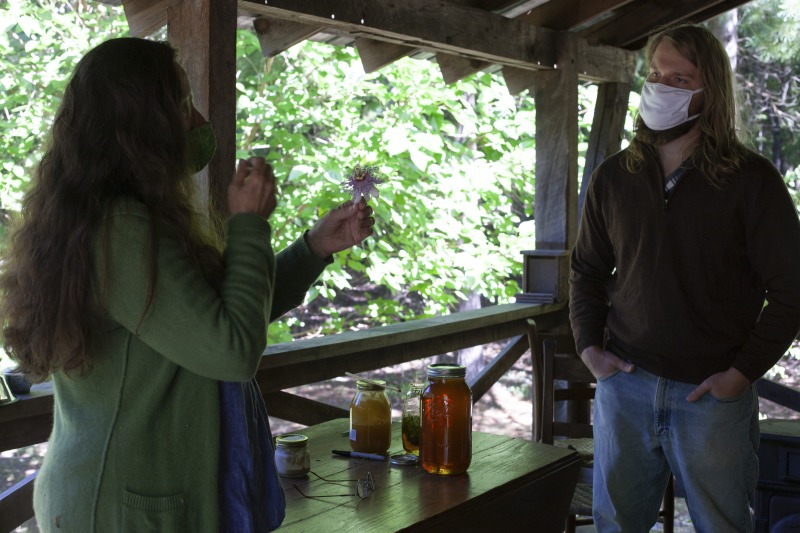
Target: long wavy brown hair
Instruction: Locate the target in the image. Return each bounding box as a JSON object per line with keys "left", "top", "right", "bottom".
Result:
{"left": 0, "top": 38, "right": 223, "bottom": 382}
{"left": 625, "top": 24, "right": 751, "bottom": 186}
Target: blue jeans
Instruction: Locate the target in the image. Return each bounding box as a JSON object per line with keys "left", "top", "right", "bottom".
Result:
{"left": 593, "top": 367, "right": 759, "bottom": 533}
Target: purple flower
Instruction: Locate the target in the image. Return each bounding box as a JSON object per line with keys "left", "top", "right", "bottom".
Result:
{"left": 342, "top": 165, "right": 385, "bottom": 203}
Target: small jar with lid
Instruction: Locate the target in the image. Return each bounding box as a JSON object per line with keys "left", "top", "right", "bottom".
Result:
{"left": 349, "top": 379, "right": 392, "bottom": 455}
{"left": 275, "top": 434, "right": 311, "bottom": 477}
{"left": 420, "top": 363, "right": 472, "bottom": 475}
{"left": 402, "top": 383, "right": 425, "bottom": 455}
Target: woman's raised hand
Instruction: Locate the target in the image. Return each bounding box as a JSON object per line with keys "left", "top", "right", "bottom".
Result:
{"left": 305, "top": 199, "right": 375, "bottom": 259}
{"left": 228, "top": 157, "right": 277, "bottom": 219}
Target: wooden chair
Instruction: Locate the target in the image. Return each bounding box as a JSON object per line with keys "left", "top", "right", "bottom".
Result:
{"left": 528, "top": 322, "right": 674, "bottom": 533}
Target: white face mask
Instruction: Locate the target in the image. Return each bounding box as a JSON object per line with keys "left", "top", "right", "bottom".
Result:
{"left": 638, "top": 82, "right": 704, "bottom": 131}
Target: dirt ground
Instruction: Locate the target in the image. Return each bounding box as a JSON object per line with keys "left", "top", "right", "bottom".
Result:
{"left": 3, "top": 345, "right": 799, "bottom": 533}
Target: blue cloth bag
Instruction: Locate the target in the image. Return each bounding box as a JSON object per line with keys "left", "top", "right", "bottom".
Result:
{"left": 219, "top": 379, "right": 286, "bottom": 532}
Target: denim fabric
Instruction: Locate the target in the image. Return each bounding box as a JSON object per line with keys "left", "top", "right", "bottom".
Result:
{"left": 593, "top": 367, "right": 759, "bottom": 533}
{"left": 219, "top": 379, "right": 286, "bottom": 533}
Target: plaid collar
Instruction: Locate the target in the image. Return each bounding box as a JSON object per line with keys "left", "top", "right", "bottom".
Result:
{"left": 664, "top": 158, "right": 693, "bottom": 199}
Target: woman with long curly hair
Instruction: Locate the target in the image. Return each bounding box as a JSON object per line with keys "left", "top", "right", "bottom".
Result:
{"left": 0, "top": 37, "right": 374, "bottom": 532}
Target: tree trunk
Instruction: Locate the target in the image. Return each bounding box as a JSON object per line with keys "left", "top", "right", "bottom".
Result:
{"left": 707, "top": 10, "right": 738, "bottom": 72}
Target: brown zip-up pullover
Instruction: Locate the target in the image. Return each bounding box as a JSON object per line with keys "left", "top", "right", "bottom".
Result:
{"left": 569, "top": 148, "right": 800, "bottom": 384}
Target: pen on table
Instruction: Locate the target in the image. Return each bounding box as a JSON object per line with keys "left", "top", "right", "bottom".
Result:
{"left": 332, "top": 450, "right": 387, "bottom": 461}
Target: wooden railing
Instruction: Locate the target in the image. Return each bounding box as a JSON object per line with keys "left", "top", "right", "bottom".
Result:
{"left": 757, "top": 378, "right": 800, "bottom": 413}
{"left": 0, "top": 302, "right": 569, "bottom": 532}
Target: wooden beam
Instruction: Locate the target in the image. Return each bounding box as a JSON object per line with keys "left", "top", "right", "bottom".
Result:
{"left": 757, "top": 379, "right": 800, "bottom": 413}
{"left": 353, "top": 1, "right": 553, "bottom": 74}
{"left": 257, "top": 303, "right": 567, "bottom": 392}
{"left": 479, "top": 0, "right": 550, "bottom": 17}
{"left": 533, "top": 31, "right": 579, "bottom": 250}
{"left": 256, "top": 318, "right": 545, "bottom": 393}
{"left": 504, "top": 42, "right": 635, "bottom": 91}
{"left": 263, "top": 391, "right": 349, "bottom": 426}
{"left": 581, "top": 0, "right": 727, "bottom": 49}
{"left": 436, "top": 53, "right": 491, "bottom": 84}
{"left": 502, "top": 66, "right": 538, "bottom": 95}
{"left": 253, "top": 16, "right": 322, "bottom": 58}
{"left": 579, "top": 81, "right": 630, "bottom": 219}
{"left": 168, "top": 0, "right": 237, "bottom": 217}
{"left": 355, "top": 38, "right": 414, "bottom": 73}
{"left": 122, "top": 0, "right": 180, "bottom": 37}
{"left": 576, "top": 40, "right": 636, "bottom": 83}
{"left": 469, "top": 335, "right": 530, "bottom": 403}
{"left": 263, "top": 303, "right": 564, "bottom": 365}
{"left": 446, "top": 0, "right": 546, "bottom": 11}
{"left": 0, "top": 387, "right": 53, "bottom": 453}
{"left": 619, "top": 0, "right": 753, "bottom": 50}
{"left": 0, "top": 471, "right": 37, "bottom": 533}
{"left": 517, "top": 0, "right": 635, "bottom": 31}
{"left": 450, "top": 38, "right": 628, "bottom": 92}
{"left": 584, "top": 83, "right": 632, "bottom": 164}
{"left": 238, "top": 0, "right": 559, "bottom": 72}
{"left": 239, "top": 0, "right": 635, "bottom": 83}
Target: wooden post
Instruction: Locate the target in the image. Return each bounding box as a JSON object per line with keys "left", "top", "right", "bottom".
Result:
{"left": 167, "top": 0, "right": 237, "bottom": 217}
{"left": 579, "top": 81, "right": 631, "bottom": 220}
{"left": 532, "top": 31, "right": 579, "bottom": 251}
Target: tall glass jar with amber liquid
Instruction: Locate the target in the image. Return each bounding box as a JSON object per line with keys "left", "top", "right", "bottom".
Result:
{"left": 420, "top": 364, "right": 472, "bottom": 474}
{"left": 349, "top": 380, "right": 392, "bottom": 455}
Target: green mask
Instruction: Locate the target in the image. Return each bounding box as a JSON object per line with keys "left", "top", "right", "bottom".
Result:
{"left": 186, "top": 122, "right": 217, "bottom": 173}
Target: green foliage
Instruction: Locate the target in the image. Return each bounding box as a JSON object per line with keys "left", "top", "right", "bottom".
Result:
{"left": 784, "top": 167, "right": 800, "bottom": 215}
{"left": 234, "top": 38, "right": 559, "bottom": 341}
{"left": 737, "top": 0, "right": 800, "bottom": 173}
{"left": 740, "top": 0, "right": 800, "bottom": 61}
{"left": 0, "top": 0, "right": 128, "bottom": 223}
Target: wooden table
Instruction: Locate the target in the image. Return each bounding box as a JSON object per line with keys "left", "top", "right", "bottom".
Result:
{"left": 278, "top": 419, "right": 581, "bottom": 532}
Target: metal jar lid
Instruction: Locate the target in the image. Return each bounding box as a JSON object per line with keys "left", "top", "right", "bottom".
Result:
{"left": 356, "top": 379, "right": 387, "bottom": 391}
{"left": 275, "top": 434, "right": 309, "bottom": 448}
{"left": 426, "top": 363, "right": 466, "bottom": 378}
{"left": 390, "top": 453, "right": 419, "bottom": 466}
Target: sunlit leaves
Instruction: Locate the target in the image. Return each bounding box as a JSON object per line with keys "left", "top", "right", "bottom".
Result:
{"left": 0, "top": 1, "right": 128, "bottom": 214}
{"left": 231, "top": 37, "right": 555, "bottom": 339}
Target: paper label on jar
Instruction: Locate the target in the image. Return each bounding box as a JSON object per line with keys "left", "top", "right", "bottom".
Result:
{"left": 349, "top": 428, "right": 356, "bottom": 440}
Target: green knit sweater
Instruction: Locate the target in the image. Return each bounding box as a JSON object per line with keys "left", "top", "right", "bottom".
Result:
{"left": 33, "top": 200, "right": 328, "bottom": 532}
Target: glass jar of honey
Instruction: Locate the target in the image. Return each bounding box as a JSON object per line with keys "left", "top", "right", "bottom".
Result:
{"left": 349, "top": 380, "right": 392, "bottom": 454}
{"left": 420, "top": 363, "right": 472, "bottom": 475}
{"left": 402, "top": 382, "right": 425, "bottom": 455}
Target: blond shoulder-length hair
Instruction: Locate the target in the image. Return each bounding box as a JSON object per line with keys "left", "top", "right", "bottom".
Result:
{"left": 625, "top": 24, "right": 751, "bottom": 186}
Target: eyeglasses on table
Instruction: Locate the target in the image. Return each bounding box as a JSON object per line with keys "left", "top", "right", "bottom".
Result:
{"left": 293, "top": 470, "right": 376, "bottom": 500}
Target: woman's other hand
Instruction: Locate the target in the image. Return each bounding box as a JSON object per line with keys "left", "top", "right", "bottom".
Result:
{"left": 228, "top": 157, "right": 277, "bottom": 219}
{"left": 306, "top": 199, "right": 375, "bottom": 259}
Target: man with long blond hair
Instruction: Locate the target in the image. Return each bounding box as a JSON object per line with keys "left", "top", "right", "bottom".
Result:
{"left": 570, "top": 24, "right": 800, "bottom": 531}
